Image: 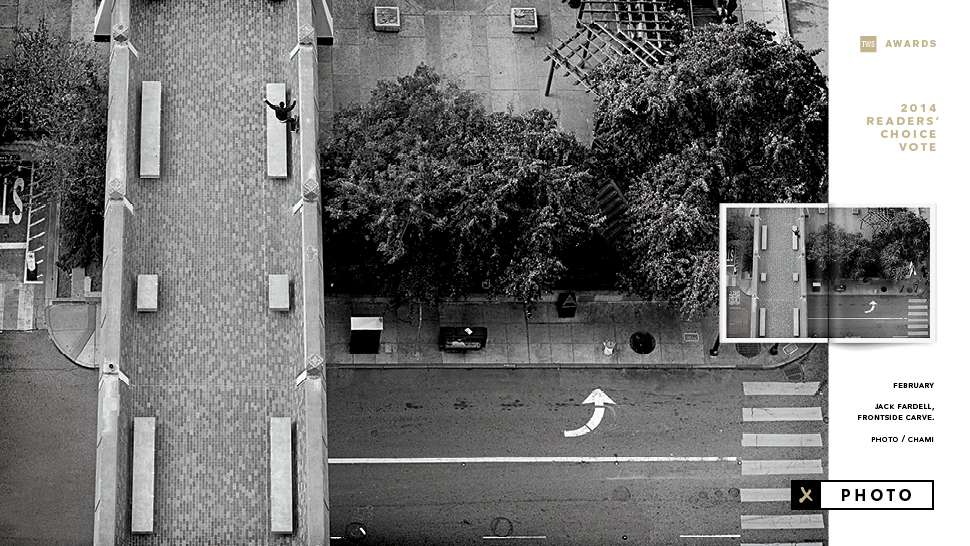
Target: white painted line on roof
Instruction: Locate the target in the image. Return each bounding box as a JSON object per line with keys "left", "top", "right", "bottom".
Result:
{"left": 742, "top": 434, "right": 822, "bottom": 447}
{"left": 740, "top": 488, "right": 790, "bottom": 502}
{"left": 740, "top": 514, "right": 824, "bottom": 529}
{"left": 743, "top": 407, "right": 822, "bottom": 421}
{"left": 741, "top": 459, "right": 823, "bottom": 475}
{"left": 743, "top": 382, "right": 819, "bottom": 396}
{"left": 329, "top": 456, "right": 738, "bottom": 464}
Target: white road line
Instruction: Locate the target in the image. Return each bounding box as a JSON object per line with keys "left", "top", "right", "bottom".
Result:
{"left": 0, "top": 242, "right": 27, "bottom": 250}
{"left": 741, "top": 434, "right": 822, "bottom": 447}
{"left": 743, "top": 407, "right": 822, "bottom": 421}
{"left": 908, "top": 331, "right": 930, "bottom": 336}
{"left": 329, "top": 456, "right": 739, "bottom": 464}
{"left": 740, "top": 514, "right": 824, "bottom": 529}
{"left": 907, "top": 311, "right": 928, "bottom": 316}
{"left": 825, "top": 317, "right": 908, "bottom": 320}
{"left": 909, "top": 299, "right": 927, "bottom": 303}
{"left": 483, "top": 537, "right": 546, "bottom": 540}
{"left": 27, "top": 231, "right": 44, "bottom": 240}
{"left": 908, "top": 305, "right": 928, "bottom": 310}
{"left": 741, "top": 543, "right": 823, "bottom": 546}
{"left": 740, "top": 488, "right": 790, "bottom": 502}
{"left": 743, "top": 382, "right": 819, "bottom": 396}
{"left": 28, "top": 218, "right": 45, "bottom": 227}
{"left": 680, "top": 535, "right": 741, "bottom": 538}
{"left": 741, "top": 459, "right": 823, "bottom": 475}
{"left": 907, "top": 324, "right": 928, "bottom": 329}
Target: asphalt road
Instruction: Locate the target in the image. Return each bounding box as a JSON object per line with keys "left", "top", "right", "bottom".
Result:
{"left": 0, "top": 331, "right": 97, "bottom": 546}
{"left": 327, "top": 367, "right": 827, "bottom": 545}
{"left": 807, "top": 290, "right": 930, "bottom": 339}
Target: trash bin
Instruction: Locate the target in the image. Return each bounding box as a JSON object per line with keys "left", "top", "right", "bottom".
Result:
{"left": 350, "top": 317, "right": 383, "bottom": 354}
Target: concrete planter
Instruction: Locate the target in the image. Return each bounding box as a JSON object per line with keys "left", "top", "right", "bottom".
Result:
{"left": 510, "top": 8, "right": 538, "bottom": 33}
{"left": 374, "top": 6, "right": 401, "bottom": 32}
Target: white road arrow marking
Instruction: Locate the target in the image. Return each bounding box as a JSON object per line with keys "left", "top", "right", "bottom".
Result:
{"left": 864, "top": 301, "right": 877, "bottom": 314}
{"left": 563, "top": 389, "right": 616, "bottom": 438}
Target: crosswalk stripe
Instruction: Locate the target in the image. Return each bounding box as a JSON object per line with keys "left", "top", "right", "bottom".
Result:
{"left": 741, "top": 459, "right": 823, "bottom": 475}
{"left": 740, "top": 488, "right": 790, "bottom": 502}
{"left": 741, "top": 542, "right": 824, "bottom": 546}
{"left": 908, "top": 331, "right": 930, "bottom": 336}
{"left": 909, "top": 299, "right": 927, "bottom": 303}
{"left": 743, "top": 407, "right": 823, "bottom": 421}
{"left": 743, "top": 382, "right": 819, "bottom": 396}
{"left": 907, "top": 311, "right": 927, "bottom": 316}
{"left": 741, "top": 514, "right": 825, "bottom": 529}
{"left": 742, "top": 434, "right": 822, "bottom": 447}
{"left": 907, "top": 324, "right": 928, "bottom": 329}
{"left": 908, "top": 305, "right": 928, "bottom": 310}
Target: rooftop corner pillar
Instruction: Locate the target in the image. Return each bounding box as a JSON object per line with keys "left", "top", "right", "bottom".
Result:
{"left": 294, "top": 1, "right": 329, "bottom": 545}
{"left": 93, "top": 1, "right": 133, "bottom": 545}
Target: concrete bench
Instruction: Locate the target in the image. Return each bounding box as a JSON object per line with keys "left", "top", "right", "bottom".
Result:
{"left": 269, "top": 274, "right": 290, "bottom": 311}
{"left": 760, "top": 225, "right": 767, "bottom": 250}
{"left": 140, "top": 81, "right": 161, "bottom": 178}
{"left": 792, "top": 308, "right": 800, "bottom": 337}
{"left": 131, "top": 417, "right": 156, "bottom": 534}
{"left": 266, "top": 83, "right": 288, "bottom": 178}
{"left": 270, "top": 417, "right": 293, "bottom": 534}
{"left": 759, "top": 308, "right": 766, "bottom": 337}
{"left": 137, "top": 274, "right": 158, "bottom": 312}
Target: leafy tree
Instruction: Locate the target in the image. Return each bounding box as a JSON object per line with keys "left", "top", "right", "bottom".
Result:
{"left": 590, "top": 21, "right": 828, "bottom": 317}
{"left": 870, "top": 209, "right": 930, "bottom": 281}
{"left": 806, "top": 209, "right": 929, "bottom": 283}
{"left": 806, "top": 222, "right": 868, "bottom": 280}
{"left": 726, "top": 209, "right": 753, "bottom": 274}
{"left": 321, "top": 65, "right": 602, "bottom": 307}
{"left": 0, "top": 23, "right": 107, "bottom": 268}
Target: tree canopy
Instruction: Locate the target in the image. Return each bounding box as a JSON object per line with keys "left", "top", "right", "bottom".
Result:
{"left": 590, "top": 21, "right": 828, "bottom": 318}
{"left": 0, "top": 23, "right": 108, "bottom": 268}
{"left": 806, "top": 209, "right": 929, "bottom": 283}
{"left": 321, "top": 65, "right": 602, "bottom": 307}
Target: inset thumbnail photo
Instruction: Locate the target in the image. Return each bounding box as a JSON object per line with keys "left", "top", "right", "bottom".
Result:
{"left": 720, "top": 205, "right": 933, "bottom": 343}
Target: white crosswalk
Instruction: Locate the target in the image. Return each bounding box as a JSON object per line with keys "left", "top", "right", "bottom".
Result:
{"left": 741, "top": 381, "right": 825, "bottom": 536}
{"left": 907, "top": 299, "right": 930, "bottom": 337}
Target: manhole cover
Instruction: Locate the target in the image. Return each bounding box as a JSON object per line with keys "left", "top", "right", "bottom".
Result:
{"left": 346, "top": 522, "right": 367, "bottom": 541}
{"left": 611, "top": 486, "right": 631, "bottom": 501}
{"left": 490, "top": 517, "right": 513, "bottom": 537}
{"left": 629, "top": 332, "right": 656, "bottom": 354}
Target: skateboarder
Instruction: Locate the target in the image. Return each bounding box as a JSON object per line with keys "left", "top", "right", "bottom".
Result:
{"left": 265, "top": 99, "right": 299, "bottom": 132}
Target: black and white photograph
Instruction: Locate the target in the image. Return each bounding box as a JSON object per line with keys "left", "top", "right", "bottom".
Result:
{"left": 721, "top": 205, "right": 933, "bottom": 343}
{"left": 0, "top": 1, "right": 830, "bottom": 545}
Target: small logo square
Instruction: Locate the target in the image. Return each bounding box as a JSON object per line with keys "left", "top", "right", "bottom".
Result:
{"left": 791, "top": 480, "right": 822, "bottom": 510}
{"left": 860, "top": 36, "right": 877, "bottom": 52}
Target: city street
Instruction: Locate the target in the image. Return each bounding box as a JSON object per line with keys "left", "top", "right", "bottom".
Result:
{"left": 807, "top": 289, "right": 930, "bottom": 338}
{"left": 328, "top": 367, "right": 827, "bottom": 545}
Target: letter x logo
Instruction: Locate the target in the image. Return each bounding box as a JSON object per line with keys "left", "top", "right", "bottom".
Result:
{"left": 799, "top": 487, "right": 813, "bottom": 503}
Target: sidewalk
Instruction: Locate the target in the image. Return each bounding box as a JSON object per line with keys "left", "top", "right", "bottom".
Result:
{"left": 326, "top": 296, "right": 815, "bottom": 369}
{"left": 742, "top": 0, "right": 791, "bottom": 40}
